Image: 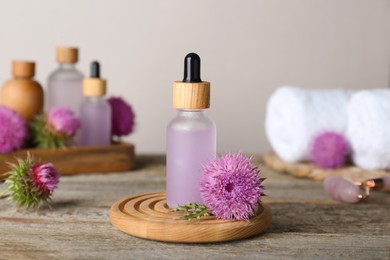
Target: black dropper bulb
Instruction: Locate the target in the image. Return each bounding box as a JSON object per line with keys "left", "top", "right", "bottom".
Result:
{"left": 90, "top": 61, "right": 100, "bottom": 78}
{"left": 183, "top": 53, "right": 202, "bottom": 83}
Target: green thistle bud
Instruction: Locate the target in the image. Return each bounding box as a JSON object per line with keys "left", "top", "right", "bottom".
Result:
{"left": 30, "top": 113, "right": 74, "bottom": 148}
{"left": 1, "top": 154, "right": 60, "bottom": 210}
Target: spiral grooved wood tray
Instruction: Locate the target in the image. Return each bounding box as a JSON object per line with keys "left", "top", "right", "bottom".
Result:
{"left": 110, "top": 192, "right": 272, "bottom": 243}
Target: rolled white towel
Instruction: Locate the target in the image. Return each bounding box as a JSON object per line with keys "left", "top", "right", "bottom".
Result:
{"left": 265, "top": 86, "right": 351, "bottom": 162}
{"left": 346, "top": 89, "right": 390, "bottom": 170}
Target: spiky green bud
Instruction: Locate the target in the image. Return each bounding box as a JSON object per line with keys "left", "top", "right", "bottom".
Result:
{"left": 30, "top": 114, "right": 74, "bottom": 148}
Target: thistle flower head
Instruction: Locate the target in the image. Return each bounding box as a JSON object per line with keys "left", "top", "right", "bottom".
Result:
{"left": 310, "top": 131, "right": 350, "bottom": 169}
{"left": 47, "top": 106, "right": 80, "bottom": 136}
{"left": 31, "top": 107, "right": 80, "bottom": 148}
{"left": 0, "top": 106, "right": 27, "bottom": 153}
{"left": 2, "top": 154, "right": 60, "bottom": 210}
{"left": 107, "top": 97, "right": 135, "bottom": 137}
{"left": 200, "top": 153, "right": 263, "bottom": 221}
{"left": 30, "top": 163, "right": 60, "bottom": 196}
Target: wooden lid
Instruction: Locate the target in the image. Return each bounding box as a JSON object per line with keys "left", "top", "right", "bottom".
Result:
{"left": 56, "top": 46, "right": 78, "bottom": 63}
{"left": 173, "top": 81, "right": 210, "bottom": 109}
{"left": 12, "top": 61, "right": 35, "bottom": 78}
{"left": 83, "top": 78, "right": 106, "bottom": 96}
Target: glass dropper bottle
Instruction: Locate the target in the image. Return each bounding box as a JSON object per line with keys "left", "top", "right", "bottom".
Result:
{"left": 166, "top": 53, "right": 217, "bottom": 208}
{"left": 78, "top": 61, "right": 112, "bottom": 146}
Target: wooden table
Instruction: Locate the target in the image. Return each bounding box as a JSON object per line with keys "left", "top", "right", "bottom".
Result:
{"left": 1, "top": 155, "right": 389, "bottom": 259}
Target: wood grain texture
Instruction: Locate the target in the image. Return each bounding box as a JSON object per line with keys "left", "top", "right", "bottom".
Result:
{"left": 263, "top": 151, "right": 389, "bottom": 181}
{"left": 1, "top": 78, "right": 44, "bottom": 121}
{"left": 56, "top": 46, "right": 78, "bottom": 63}
{"left": 173, "top": 81, "right": 210, "bottom": 109}
{"left": 12, "top": 60, "right": 35, "bottom": 78}
{"left": 110, "top": 192, "right": 272, "bottom": 243}
{"left": 0, "top": 154, "right": 389, "bottom": 259}
{"left": 0, "top": 142, "right": 135, "bottom": 179}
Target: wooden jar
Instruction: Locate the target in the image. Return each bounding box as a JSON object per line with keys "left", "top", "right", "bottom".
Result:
{"left": 1, "top": 61, "right": 44, "bottom": 121}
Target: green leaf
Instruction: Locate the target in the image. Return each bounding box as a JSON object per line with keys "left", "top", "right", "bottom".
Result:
{"left": 173, "top": 202, "right": 213, "bottom": 221}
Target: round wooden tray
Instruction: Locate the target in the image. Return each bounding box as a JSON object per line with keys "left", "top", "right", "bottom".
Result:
{"left": 110, "top": 192, "right": 272, "bottom": 243}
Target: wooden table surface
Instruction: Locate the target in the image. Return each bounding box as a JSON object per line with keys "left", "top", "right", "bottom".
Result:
{"left": 1, "top": 155, "right": 389, "bottom": 260}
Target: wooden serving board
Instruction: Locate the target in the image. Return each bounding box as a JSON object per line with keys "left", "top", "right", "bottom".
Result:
{"left": 0, "top": 142, "right": 135, "bottom": 179}
{"left": 110, "top": 192, "right": 272, "bottom": 243}
{"left": 262, "top": 151, "right": 388, "bottom": 182}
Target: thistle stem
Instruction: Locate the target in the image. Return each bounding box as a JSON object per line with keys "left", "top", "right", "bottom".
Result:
{"left": 0, "top": 190, "right": 10, "bottom": 199}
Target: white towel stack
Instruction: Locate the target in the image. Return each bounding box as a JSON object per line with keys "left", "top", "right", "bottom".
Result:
{"left": 346, "top": 89, "right": 390, "bottom": 170}
{"left": 265, "top": 86, "right": 352, "bottom": 163}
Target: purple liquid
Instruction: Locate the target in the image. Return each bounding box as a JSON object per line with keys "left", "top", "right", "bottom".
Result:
{"left": 78, "top": 97, "right": 112, "bottom": 146}
{"left": 167, "top": 128, "right": 216, "bottom": 208}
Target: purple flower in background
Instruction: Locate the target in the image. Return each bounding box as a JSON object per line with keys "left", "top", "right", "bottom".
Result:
{"left": 31, "top": 163, "right": 60, "bottom": 196}
{"left": 0, "top": 106, "right": 27, "bottom": 153}
{"left": 200, "top": 153, "right": 263, "bottom": 221}
{"left": 310, "top": 131, "right": 350, "bottom": 169}
{"left": 107, "top": 97, "right": 135, "bottom": 137}
{"left": 47, "top": 106, "right": 81, "bottom": 136}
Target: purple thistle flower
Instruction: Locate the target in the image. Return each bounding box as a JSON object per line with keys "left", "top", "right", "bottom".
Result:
{"left": 3, "top": 154, "right": 60, "bottom": 209}
{"left": 310, "top": 131, "right": 350, "bottom": 169}
{"left": 107, "top": 97, "right": 135, "bottom": 137}
{"left": 47, "top": 106, "right": 81, "bottom": 136}
{"left": 0, "top": 106, "right": 27, "bottom": 153}
{"left": 200, "top": 153, "right": 263, "bottom": 221}
{"left": 30, "top": 163, "right": 60, "bottom": 196}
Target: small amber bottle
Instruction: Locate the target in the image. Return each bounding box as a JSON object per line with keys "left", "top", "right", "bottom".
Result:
{"left": 1, "top": 61, "right": 44, "bottom": 121}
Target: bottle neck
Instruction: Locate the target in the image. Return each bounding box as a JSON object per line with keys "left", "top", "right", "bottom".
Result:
{"left": 14, "top": 76, "right": 33, "bottom": 80}
{"left": 85, "top": 95, "right": 104, "bottom": 100}
{"left": 176, "top": 109, "right": 207, "bottom": 116}
{"left": 59, "top": 63, "right": 76, "bottom": 70}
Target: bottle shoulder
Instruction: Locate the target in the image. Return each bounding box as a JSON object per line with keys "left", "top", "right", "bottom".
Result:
{"left": 48, "top": 67, "right": 84, "bottom": 81}
{"left": 168, "top": 111, "right": 216, "bottom": 131}
{"left": 81, "top": 97, "right": 111, "bottom": 108}
{"left": 2, "top": 79, "right": 43, "bottom": 90}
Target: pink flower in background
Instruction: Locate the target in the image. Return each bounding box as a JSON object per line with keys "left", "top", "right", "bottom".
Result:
{"left": 310, "top": 131, "right": 350, "bottom": 169}
{"left": 200, "top": 153, "right": 263, "bottom": 221}
{"left": 0, "top": 106, "right": 27, "bottom": 153}
{"left": 30, "top": 163, "right": 60, "bottom": 196}
{"left": 107, "top": 97, "right": 135, "bottom": 137}
{"left": 47, "top": 106, "right": 81, "bottom": 136}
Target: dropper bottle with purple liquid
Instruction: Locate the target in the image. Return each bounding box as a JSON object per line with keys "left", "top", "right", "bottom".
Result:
{"left": 166, "top": 53, "right": 216, "bottom": 208}
{"left": 78, "top": 61, "right": 112, "bottom": 146}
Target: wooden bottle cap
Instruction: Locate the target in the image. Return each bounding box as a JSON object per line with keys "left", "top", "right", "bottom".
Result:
{"left": 12, "top": 61, "right": 35, "bottom": 78}
{"left": 83, "top": 78, "right": 106, "bottom": 96}
{"left": 56, "top": 46, "right": 78, "bottom": 63}
{"left": 173, "top": 81, "right": 210, "bottom": 109}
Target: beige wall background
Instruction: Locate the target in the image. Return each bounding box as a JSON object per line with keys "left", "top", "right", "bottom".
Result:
{"left": 0, "top": 0, "right": 389, "bottom": 154}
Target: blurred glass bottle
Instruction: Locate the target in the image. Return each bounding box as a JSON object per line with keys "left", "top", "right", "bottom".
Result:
{"left": 47, "top": 46, "right": 83, "bottom": 114}
{"left": 78, "top": 61, "right": 112, "bottom": 146}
